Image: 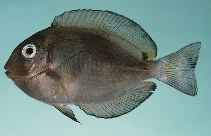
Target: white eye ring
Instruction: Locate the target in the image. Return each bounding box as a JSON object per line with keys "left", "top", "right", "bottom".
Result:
{"left": 22, "top": 43, "right": 37, "bottom": 59}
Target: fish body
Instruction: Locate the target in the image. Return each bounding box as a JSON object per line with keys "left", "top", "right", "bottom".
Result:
{"left": 4, "top": 10, "right": 201, "bottom": 122}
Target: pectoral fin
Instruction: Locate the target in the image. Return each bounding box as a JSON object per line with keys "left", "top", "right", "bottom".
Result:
{"left": 78, "top": 81, "right": 156, "bottom": 119}
{"left": 53, "top": 104, "right": 80, "bottom": 123}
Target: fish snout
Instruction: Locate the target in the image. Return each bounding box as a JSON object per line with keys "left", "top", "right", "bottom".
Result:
{"left": 4, "top": 60, "right": 27, "bottom": 79}
{"left": 4, "top": 61, "right": 14, "bottom": 79}
{"left": 4, "top": 60, "right": 11, "bottom": 76}
{"left": 4, "top": 69, "right": 13, "bottom": 80}
{"left": 5, "top": 70, "right": 12, "bottom": 78}
{"left": 4, "top": 60, "right": 10, "bottom": 70}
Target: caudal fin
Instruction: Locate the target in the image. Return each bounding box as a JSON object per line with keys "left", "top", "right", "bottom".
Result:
{"left": 157, "top": 42, "right": 201, "bottom": 96}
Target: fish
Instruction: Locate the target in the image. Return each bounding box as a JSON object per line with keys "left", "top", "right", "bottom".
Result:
{"left": 4, "top": 9, "right": 201, "bottom": 123}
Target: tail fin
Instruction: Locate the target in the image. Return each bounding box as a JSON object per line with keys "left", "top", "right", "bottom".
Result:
{"left": 157, "top": 42, "right": 201, "bottom": 96}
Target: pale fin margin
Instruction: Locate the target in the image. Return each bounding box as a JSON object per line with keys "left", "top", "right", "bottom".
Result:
{"left": 157, "top": 42, "right": 201, "bottom": 96}
{"left": 77, "top": 82, "right": 156, "bottom": 118}
{"left": 51, "top": 9, "right": 157, "bottom": 60}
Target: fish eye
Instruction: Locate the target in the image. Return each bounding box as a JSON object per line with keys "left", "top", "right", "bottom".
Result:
{"left": 22, "top": 43, "right": 37, "bottom": 59}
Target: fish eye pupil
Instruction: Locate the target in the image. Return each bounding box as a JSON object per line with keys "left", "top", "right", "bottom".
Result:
{"left": 26, "top": 48, "right": 34, "bottom": 55}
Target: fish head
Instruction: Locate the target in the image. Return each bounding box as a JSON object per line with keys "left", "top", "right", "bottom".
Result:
{"left": 4, "top": 31, "right": 49, "bottom": 80}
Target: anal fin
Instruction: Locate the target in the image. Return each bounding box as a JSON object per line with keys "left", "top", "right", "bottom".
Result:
{"left": 54, "top": 104, "right": 80, "bottom": 123}
{"left": 78, "top": 81, "right": 156, "bottom": 119}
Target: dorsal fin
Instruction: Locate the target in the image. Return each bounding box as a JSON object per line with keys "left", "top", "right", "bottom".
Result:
{"left": 51, "top": 9, "right": 157, "bottom": 60}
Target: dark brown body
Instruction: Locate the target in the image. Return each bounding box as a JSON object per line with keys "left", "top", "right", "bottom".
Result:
{"left": 4, "top": 10, "right": 200, "bottom": 122}
{"left": 10, "top": 28, "right": 158, "bottom": 105}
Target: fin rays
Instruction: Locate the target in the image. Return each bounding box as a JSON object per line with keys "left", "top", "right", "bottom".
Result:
{"left": 52, "top": 9, "right": 157, "bottom": 60}
{"left": 78, "top": 82, "right": 156, "bottom": 118}
{"left": 158, "top": 42, "right": 201, "bottom": 96}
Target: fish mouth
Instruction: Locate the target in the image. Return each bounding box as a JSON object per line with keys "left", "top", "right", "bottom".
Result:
{"left": 5, "top": 70, "right": 25, "bottom": 80}
{"left": 4, "top": 63, "right": 27, "bottom": 80}
{"left": 5, "top": 69, "right": 47, "bottom": 80}
{"left": 5, "top": 70, "right": 13, "bottom": 79}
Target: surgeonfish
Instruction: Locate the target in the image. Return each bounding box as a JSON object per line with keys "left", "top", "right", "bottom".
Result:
{"left": 4, "top": 9, "right": 201, "bottom": 123}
